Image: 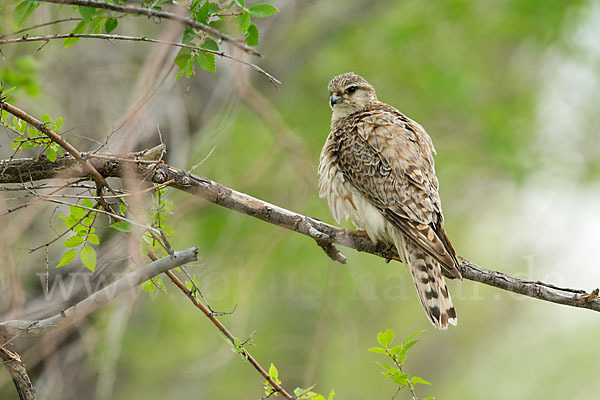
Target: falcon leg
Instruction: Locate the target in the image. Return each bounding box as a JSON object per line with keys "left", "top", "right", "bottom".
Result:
{"left": 350, "top": 229, "right": 370, "bottom": 238}
{"left": 375, "top": 242, "right": 401, "bottom": 264}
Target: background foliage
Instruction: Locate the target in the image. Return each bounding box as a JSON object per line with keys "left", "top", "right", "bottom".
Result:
{"left": 1, "top": 0, "right": 600, "bottom": 399}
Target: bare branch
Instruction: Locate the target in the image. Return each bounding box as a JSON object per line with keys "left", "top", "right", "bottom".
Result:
{"left": 0, "top": 347, "right": 35, "bottom": 400}
{"left": 0, "top": 34, "right": 280, "bottom": 85}
{"left": 1, "top": 152, "right": 598, "bottom": 313}
{"left": 0, "top": 247, "right": 199, "bottom": 339}
{"left": 0, "top": 17, "right": 83, "bottom": 39}
{"left": 36, "top": 0, "right": 259, "bottom": 55}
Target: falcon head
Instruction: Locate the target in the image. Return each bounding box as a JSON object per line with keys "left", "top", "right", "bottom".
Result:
{"left": 328, "top": 72, "right": 377, "bottom": 121}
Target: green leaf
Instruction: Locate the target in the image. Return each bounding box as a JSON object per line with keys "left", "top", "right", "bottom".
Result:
{"left": 268, "top": 363, "right": 279, "bottom": 381}
{"left": 368, "top": 347, "right": 387, "bottom": 354}
{"left": 194, "top": 0, "right": 210, "bottom": 24}
{"left": 81, "top": 198, "right": 94, "bottom": 209}
{"left": 17, "top": 118, "right": 26, "bottom": 133}
{"left": 64, "top": 20, "right": 87, "bottom": 47}
{"left": 375, "top": 361, "right": 397, "bottom": 374}
{"left": 245, "top": 24, "right": 258, "bottom": 46}
{"left": 110, "top": 221, "right": 131, "bottom": 232}
{"left": 81, "top": 246, "right": 97, "bottom": 271}
{"left": 15, "top": 0, "right": 39, "bottom": 27}
{"left": 56, "top": 249, "right": 78, "bottom": 268}
{"left": 207, "top": 2, "right": 220, "bottom": 15}
{"left": 195, "top": 52, "right": 215, "bottom": 73}
{"left": 411, "top": 376, "right": 432, "bottom": 385}
{"left": 64, "top": 236, "right": 84, "bottom": 248}
{"left": 391, "top": 372, "right": 410, "bottom": 386}
{"left": 142, "top": 280, "right": 156, "bottom": 293}
{"left": 237, "top": 11, "right": 251, "bottom": 33}
{"left": 423, "top": 397, "right": 435, "bottom": 400}
{"left": 2, "top": 86, "right": 16, "bottom": 97}
{"left": 233, "top": 0, "right": 244, "bottom": 8}
{"left": 155, "top": 275, "right": 167, "bottom": 293}
{"left": 55, "top": 117, "right": 63, "bottom": 132}
{"left": 248, "top": 3, "right": 278, "bottom": 18}
{"left": 293, "top": 385, "right": 316, "bottom": 397}
{"left": 190, "top": 0, "right": 203, "bottom": 11}
{"left": 402, "top": 339, "right": 419, "bottom": 353}
{"left": 377, "top": 329, "right": 395, "bottom": 348}
{"left": 402, "top": 330, "right": 425, "bottom": 346}
{"left": 396, "top": 349, "right": 407, "bottom": 365}
{"left": 87, "top": 234, "right": 100, "bottom": 245}
{"left": 203, "top": 38, "right": 219, "bottom": 51}
{"left": 61, "top": 215, "right": 79, "bottom": 229}
{"left": 390, "top": 345, "right": 403, "bottom": 355}
{"left": 105, "top": 17, "right": 118, "bottom": 33}
{"left": 46, "top": 146, "right": 57, "bottom": 162}
{"left": 78, "top": 5, "right": 96, "bottom": 23}
{"left": 87, "top": 16, "right": 105, "bottom": 34}
{"left": 174, "top": 49, "right": 194, "bottom": 79}
{"left": 70, "top": 204, "right": 85, "bottom": 219}
{"left": 327, "top": 390, "right": 335, "bottom": 400}
{"left": 181, "top": 26, "right": 197, "bottom": 45}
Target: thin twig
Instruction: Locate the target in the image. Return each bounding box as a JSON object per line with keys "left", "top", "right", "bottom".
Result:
{"left": 37, "top": 0, "right": 259, "bottom": 55}
{"left": 39, "top": 196, "right": 162, "bottom": 236}
{"left": 0, "top": 33, "right": 280, "bottom": 85}
{"left": 28, "top": 205, "right": 96, "bottom": 253}
{"left": 0, "top": 17, "right": 83, "bottom": 39}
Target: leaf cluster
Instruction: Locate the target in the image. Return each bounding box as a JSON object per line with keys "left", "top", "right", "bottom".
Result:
{"left": 10, "top": 0, "right": 278, "bottom": 83}
{"left": 368, "top": 330, "right": 433, "bottom": 400}
{"left": 175, "top": 0, "right": 278, "bottom": 78}
{"left": 57, "top": 198, "right": 100, "bottom": 271}
{"left": 0, "top": 108, "right": 64, "bottom": 161}
{"left": 263, "top": 363, "right": 335, "bottom": 400}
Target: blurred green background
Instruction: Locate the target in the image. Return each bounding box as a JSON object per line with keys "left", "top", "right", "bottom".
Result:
{"left": 1, "top": 0, "right": 600, "bottom": 399}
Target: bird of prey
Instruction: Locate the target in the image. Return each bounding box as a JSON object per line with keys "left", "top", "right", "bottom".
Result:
{"left": 318, "top": 72, "right": 461, "bottom": 329}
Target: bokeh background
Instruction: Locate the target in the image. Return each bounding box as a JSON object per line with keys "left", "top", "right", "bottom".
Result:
{"left": 1, "top": 0, "right": 600, "bottom": 399}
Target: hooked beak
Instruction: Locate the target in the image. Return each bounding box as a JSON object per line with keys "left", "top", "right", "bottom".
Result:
{"left": 330, "top": 95, "right": 342, "bottom": 107}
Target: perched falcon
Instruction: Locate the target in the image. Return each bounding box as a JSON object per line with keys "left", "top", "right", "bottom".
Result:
{"left": 318, "top": 72, "right": 461, "bottom": 329}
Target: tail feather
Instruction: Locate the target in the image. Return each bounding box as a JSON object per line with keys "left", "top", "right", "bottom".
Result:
{"left": 393, "top": 233, "right": 457, "bottom": 329}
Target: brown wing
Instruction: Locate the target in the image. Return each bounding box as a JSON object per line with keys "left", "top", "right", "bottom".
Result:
{"left": 335, "top": 103, "right": 461, "bottom": 278}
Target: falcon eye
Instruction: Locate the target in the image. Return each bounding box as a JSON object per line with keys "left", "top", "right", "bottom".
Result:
{"left": 346, "top": 86, "right": 357, "bottom": 94}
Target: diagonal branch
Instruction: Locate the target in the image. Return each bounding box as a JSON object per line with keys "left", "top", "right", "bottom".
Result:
{"left": 0, "top": 347, "right": 35, "bottom": 400}
{"left": 1, "top": 152, "right": 599, "bottom": 313}
{"left": 36, "top": 0, "right": 258, "bottom": 55}
{"left": 0, "top": 101, "right": 107, "bottom": 188}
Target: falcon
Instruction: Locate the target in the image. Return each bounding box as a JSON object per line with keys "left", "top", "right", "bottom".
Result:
{"left": 318, "top": 72, "right": 461, "bottom": 329}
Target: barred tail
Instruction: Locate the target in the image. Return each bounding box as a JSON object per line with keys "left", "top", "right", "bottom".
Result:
{"left": 393, "top": 233, "right": 457, "bottom": 329}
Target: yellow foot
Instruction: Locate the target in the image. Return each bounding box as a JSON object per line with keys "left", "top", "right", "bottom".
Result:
{"left": 351, "top": 229, "right": 370, "bottom": 238}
